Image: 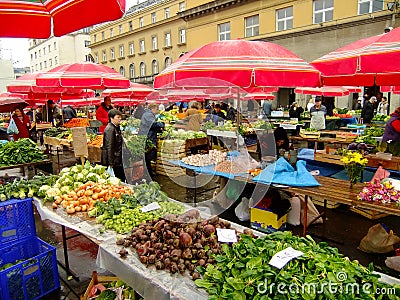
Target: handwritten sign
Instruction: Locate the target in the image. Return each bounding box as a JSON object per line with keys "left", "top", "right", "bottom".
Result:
{"left": 216, "top": 228, "right": 237, "bottom": 243}
{"left": 140, "top": 202, "right": 161, "bottom": 213}
{"left": 71, "top": 127, "right": 88, "bottom": 158}
{"left": 269, "top": 247, "right": 303, "bottom": 269}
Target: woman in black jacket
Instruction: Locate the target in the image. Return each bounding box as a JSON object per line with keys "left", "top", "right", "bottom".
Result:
{"left": 101, "top": 109, "right": 126, "bottom": 182}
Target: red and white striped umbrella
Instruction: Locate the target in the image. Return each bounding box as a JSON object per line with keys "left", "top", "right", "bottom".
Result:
{"left": 243, "top": 93, "right": 275, "bottom": 100}
{"left": 294, "top": 86, "right": 362, "bottom": 97}
{"left": 36, "top": 62, "right": 131, "bottom": 89}
{"left": 154, "top": 40, "right": 321, "bottom": 89}
{"left": 102, "top": 82, "right": 154, "bottom": 99}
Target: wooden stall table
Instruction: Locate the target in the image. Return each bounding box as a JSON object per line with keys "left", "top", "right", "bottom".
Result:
{"left": 290, "top": 136, "right": 355, "bottom": 149}
{"left": 0, "top": 159, "right": 52, "bottom": 177}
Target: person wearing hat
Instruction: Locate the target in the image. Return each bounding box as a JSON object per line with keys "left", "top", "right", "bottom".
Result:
{"left": 96, "top": 96, "right": 113, "bottom": 133}
{"left": 309, "top": 97, "right": 327, "bottom": 150}
{"left": 361, "top": 96, "right": 376, "bottom": 124}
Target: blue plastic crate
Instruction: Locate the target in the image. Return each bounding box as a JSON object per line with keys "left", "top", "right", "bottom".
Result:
{"left": 0, "top": 236, "right": 60, "bottom": 300}
{"left": 0, "top": 198, "right": 36, "bottom": 247}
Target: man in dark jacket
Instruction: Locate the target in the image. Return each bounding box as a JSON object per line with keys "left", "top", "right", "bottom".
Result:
{"left": 62, "top": 105, "right": 77, "bottom": 122}
{"left": 139, "top": 104, "right": 165, "bottom": 177}
{"left": 361, "top": 96, "right": 376, "bottom": 124}
{"left": 101, "top": 109, "right": 126, "bottom": 182}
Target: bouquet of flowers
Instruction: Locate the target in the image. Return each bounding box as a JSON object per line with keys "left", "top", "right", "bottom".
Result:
{"left": 358, "top": 179, "right": 400, "bottom": 204}
{"left": 340, "top": 151, "right": 368, "bottom": 187}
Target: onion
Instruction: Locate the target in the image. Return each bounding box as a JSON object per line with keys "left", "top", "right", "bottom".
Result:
{"left": 179, "top": 232, "right": 193, "bottom": 248}
{"left": 203, "top": 224, "right": 216, "bottom": 236}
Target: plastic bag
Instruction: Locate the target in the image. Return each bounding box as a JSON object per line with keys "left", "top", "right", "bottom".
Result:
{"left": 385, "top": 256, "right": 400, "bottom": 272}
{"left": 358, "top": 224, "right": 400, "bottom": 253}
{"left": 235, "top": 197, "right": 251, "bottom": 221}
{"left": 287, "top": 196, "right": 301, "bottom": 226}
{"left": 106, "top": 166, "right": 115, "bottom": 177}
{"left": 7, "top": 118, "right": 19, "bottom": 135}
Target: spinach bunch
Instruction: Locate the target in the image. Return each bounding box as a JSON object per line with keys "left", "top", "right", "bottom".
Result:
{"left": 195, "top": 232, "right": 399, "bottom": 300}
{"left": 0, "top": 139, "right": 44, "bottom": 166}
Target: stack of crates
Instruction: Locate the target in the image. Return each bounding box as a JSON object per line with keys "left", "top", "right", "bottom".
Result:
{"left": 0, "top": 198, "right": 60, "bottom": 300}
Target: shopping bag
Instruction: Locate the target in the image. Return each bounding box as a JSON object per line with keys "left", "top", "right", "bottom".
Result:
{"left": 298, "top": 194, "right": 323, "bottom": 226}
{"left": 235, "top": 197, "right": 251, "bottom": 221}
{"left": 287, "top": 196, "right": 301, "bottom": 226}
{"left": 358, "top": 224, "right": 400, "bottom": 253}
{"left": 385, "top": 256, "right": 400, "bottom": 272}
{"left": 106, "top": 166, "right": 115, "bottom": 177}
{"left": 7, "top": 118, "right": 19, "bottom": 135}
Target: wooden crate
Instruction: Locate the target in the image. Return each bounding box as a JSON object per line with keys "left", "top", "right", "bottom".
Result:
{"left": 350, "top": 207, "right": 389, "bottom": 220}
{"left": 299, "top": 129, "right": 320, "bottom": 139}
{"left": 365, "top": 154, "right": 400, "bottom": 171}
{"left": 314, "top": 152, "right": 344, "bottom": 165}
{"left": 336, "top": 132, "right": 358, "bottom": 142}
{"left": 311, "top": 197, "right": 340, "bottom": 209}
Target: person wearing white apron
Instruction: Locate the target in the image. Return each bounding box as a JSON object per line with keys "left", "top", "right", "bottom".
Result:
{"left": 309, "top": 97, "right": 327, "bottom": 150}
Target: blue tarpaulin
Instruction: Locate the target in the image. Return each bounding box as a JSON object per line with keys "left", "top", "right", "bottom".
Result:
{"left": 253, "top": 157, "right": 320, "bottom": 187}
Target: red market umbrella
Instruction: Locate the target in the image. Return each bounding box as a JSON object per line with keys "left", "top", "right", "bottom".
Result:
{"left": 36, "top": 62, "right": 131, "bottom": 89}
{"left": 0, "top": 96, "right": 29, "bottom": 113}
{"left": 243, "top": 93, "right": 275, "bottom": 100}
{"left": 381, "top": 86, "right": 400, "bottom": 94}
{"left": 311, "top": 27, "right": 400, "bottom": 86}
{"left": 102, "top": 82, "right": 154, "bottom": 99}
{"left": 0, "top": 0, "right": 125, "bottom": 38}
{"left": 58, "top": 98, "right": 101, "bottom": 108}
{"left": 294, "top": 86, "right": 359, "bottom": 97}
{"left": 153, "top": 40, "right": 321, "bottom": 89}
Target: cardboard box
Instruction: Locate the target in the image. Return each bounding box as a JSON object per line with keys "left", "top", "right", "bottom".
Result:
{"left": 250, "top": 207, "right": 288, "bottom": 233}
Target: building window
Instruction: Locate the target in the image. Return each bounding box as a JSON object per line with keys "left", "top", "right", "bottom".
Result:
{"left": 110, "top": 48, "right": 115, "bottom": 59}
{"left": 119, "top": 24, "right": 123, "bottom": 34}
{"left": 245, "top": 15, "right": 259, "bottom": 37}
{"left": 39, "top": 50, "right": 41, "bottom": 57}
{"left": 85, "top": 40, "right": 90, "bottom": 47}
{"left": 165, "top": 33, "right": 171, "bottom": 47}
{"left": 165, "top": 57, "right": 171, "bottom": 69}
{"left": 44, "top": 61, "right": 47, "bottom": 68}
{"left": 120, "top": 66, "right": 125, "bottom": 77}
{"left": 85, "top": 55, "right": 91, "bottom": 62}
{"left": 54, "top": 42, "right": 57, "bottom": 50}
{"left": 94, "top": 54, "right": 98, "bottom": 63}
{"left": 313, "top": 0, "right": 334, "bottom": 23}
{"left": 129, "top": 21, "right": 133, "bottom": 31}
{"left": 179, "top": 29, "right": 186, "bottom": 44}
{"left": 276, "top": 6, "right": 293, "bottom": 31}
{"left": 31, "top": 54, "right": 33, "bottom": 60}
{"left": 358, "top": 0, "right": 383, "bottom": 14}
{"left": 130, "top": 64, "right": 135, "bottom": 78}
{"left": 43, "top": 47, "right": 46, "bottom": 55}
{"left": 218, "top": 22, "right": 230, "bottom": 41}
{"left": 35, "top": 64, "right": 38, "bottom": 71}
{"left": 102, "top": 50, "right": 107, "bottom": 61}
{"left": 152, "top": 36, "right": 158, "bottom": 50}
{"left": 139, "top": 17, "right": 144, "bottom": 28}
{"left": 179, "top": 1, "right": 185, "bottom": 12}
{"left": 54, "top": 56, "right": 58, "bottom": 64}
{"left": 83, "top": 27, "right": 90, "bottom": 34}
{"left": 40, "top": 62, "right": 42, "bottom": 70}
{"left": 140, "top": 62, "right": 146, "bottom": 77}
{"left": 140, "top": 40, "right": 145, "bottom": 53}
{"left": 129, "top": 43, "right": 134, "bottom": 55}
{"left": 119, "top": 45, "right": 124, "bottom": 58}
{"left": 94, "top": 35, "right": 97, "bottom": 43}
{"left": 110, "top": 28, "right": 114, "bottom": 38}
{"left": 151, "top": 12, "right": 156, "bottom": 23}
{"left": 165, "top": 7, "right": 170, "bottom": 18}
{"left": 35, "top": 52, "right": 37, "bottom": 59}
{"left": 102, "top": 31, "right": 105, "bottom": 40}
{"left": 49, "top": 58, "right": 52, "bottom": 67}
{"left": 48, "top": 45, "right": 51, "bottom": 52}
{"left": 152, "top": 60, "right": 159, "bottom": 74}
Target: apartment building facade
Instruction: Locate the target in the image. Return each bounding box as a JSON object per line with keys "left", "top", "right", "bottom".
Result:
{"left": 90, "top": 0, "right": 399, "bottom": 108}
{"left": 29, "top": 29, "right": 92, "bottom": 73}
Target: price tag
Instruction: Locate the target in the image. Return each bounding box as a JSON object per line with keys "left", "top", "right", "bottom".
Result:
{"left": 268, "top": 247, "right": 303, "bottom": 269}
{"left": 216, "top": 228, "right": 237, "bottom": 243}
{"left": 140, "top": 202, "right": 161, "bottom": 213}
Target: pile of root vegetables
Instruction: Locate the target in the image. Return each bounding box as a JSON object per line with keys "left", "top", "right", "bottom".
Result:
{"left": 117, "top": 209, "right": 252, "bottom": 280}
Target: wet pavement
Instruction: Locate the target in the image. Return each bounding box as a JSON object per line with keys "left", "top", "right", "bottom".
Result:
{"left": 2, "top": 148, "right": 400, "bottom": 299}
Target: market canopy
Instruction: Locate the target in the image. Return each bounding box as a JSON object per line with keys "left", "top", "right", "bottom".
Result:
{"left": 0, "top": 0, "right": 126, "bottom": 38}
{"left": 102, "top": 82, "right": 154, "bottom": 100}
{"left": 153, "top": 40, "right": 321, "bottom": 89}
{"left": 0, "top": 96, "right": 29, "bottom": 113}
{"left": 294, "top": 86, "right": 362, "bottom": 97}
{"left": 36, "top": 62, "right": 131, "bottom": 89}
{"left": 311, "top": 26, "right": 400, "bottom": 86}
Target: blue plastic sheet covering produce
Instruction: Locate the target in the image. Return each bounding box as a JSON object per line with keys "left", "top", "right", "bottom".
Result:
{"left": 253, "top": 157, "right": 320, "bottom": 187}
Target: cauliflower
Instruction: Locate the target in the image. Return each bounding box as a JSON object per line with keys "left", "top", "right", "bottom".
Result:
{"left": 53, "top": 182, "right": 61, "bottom": 189}
{"left": 98, "top": 178, "right": 107, "bottom": 185}
{"left": 70, "top": 166, "right": 80, "bottom": 174}
{"left": 108, "top": 176, "right": 121, "bottom": 186}
{"left": 59, "top": 175, "right": 73, "bottom": 186}
{"left": 86, "top": 172, "right": 100, "bottom": 182}
{"left": 93, "top": 164, "right": 106, "bottom": 175}
{"left": 59, "top": 167, "right": 71, "bottom": 176}
{"left": 46, "top": 187, "right": 61, "bottom": 199}
{"left": 82, "top": 169, "right": 89, "bottom": 177}
{"left": 76, "top": 173, "right": 85, "bottom": 182}
{"left": 38, "top": 185, "right": 51, "bottom": 198}
{"left": 60, "top": 186, "right": 71, "bottom": 194}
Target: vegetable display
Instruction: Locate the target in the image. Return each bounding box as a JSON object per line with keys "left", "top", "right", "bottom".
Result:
{"left": 372, "top": 115, "right": 390, "bottom": 122}
{"left": 214, "top": 161, "right": 247, "bottom": 174}
{"left": 63, "top": 118, "right": 90, "bottom": 128}
{"left": 355, "top": 126, "right": 384, "bottom": 146}
{"left": 0, "top": 138, "right": 45, "bottom": 166}
{"left": 87, "top": 135, "right": 103, "bottom": 147}
{"left": 181, "top": 150, "right": 227, "bottom": 166}
{"left": 44, "top": 127, "right": 72, "bottom": 139}
{"left": 159, "top": 127, "right": 207, "bottom": 140}
{"left": 124, "top": 134, "right": 153, "bottom": 162}
{"left": 0, "top": 173, "right": 58, "bottom": 201}
{"left": 117, "top": 211, "right": 240, "bottom": 279}
{"left": 194, "top": 232, "right": 399, "bottom": 299}
{"left": 88, "top": 279, "right": 136, "bottom": 300}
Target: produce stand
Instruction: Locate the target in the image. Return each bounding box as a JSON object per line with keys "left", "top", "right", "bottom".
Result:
{"left": 290, "top": 136, "right": 356, "bottom": 149}
{"left": 0, "top": 159, "right": 52, "bottom": 176}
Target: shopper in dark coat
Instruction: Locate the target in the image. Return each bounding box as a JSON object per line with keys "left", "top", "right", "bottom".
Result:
{"left": 289, "top": 102, "right": 304, "bottom": 120}
{"left": 101, "top": 109, "right": 126, "bottom": 182}
{"left": 361, "top": 96, "right": 377, "bottom": 124}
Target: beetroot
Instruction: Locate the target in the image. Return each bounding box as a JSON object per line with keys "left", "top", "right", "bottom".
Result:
{"left": 203, "top": 224, "right": 216, "bottom": 236}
